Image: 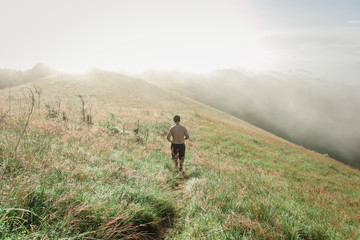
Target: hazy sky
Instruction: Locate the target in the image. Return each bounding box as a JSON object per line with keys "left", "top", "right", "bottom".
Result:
{"left": 1, "top": 0, "right": 359, "bottom": 83}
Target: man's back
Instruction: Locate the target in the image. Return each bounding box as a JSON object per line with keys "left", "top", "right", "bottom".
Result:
{"left": 167, "top": 124, "right": 189, "bottom": 144}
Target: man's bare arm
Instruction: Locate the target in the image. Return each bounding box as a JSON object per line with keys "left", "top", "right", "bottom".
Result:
{"left": 184, "top": 128, "right": 189, "bottom": 140}
{"left": 167, "top": 129, "right": 173, "bottom": 143}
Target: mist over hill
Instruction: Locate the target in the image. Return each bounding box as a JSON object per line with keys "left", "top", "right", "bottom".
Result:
{"left": 0, "top": 63, "right": 53, "bottom": 89}
{"left": 2, "top": 64, "right": 359, "bottom": 169}
{"left": 1, "top": 67, "right": 359, "bottom": 239}
{"left": 142, "top": 69, "right": 360, "bottom": 169}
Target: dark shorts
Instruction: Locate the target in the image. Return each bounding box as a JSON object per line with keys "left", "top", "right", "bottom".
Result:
{"left": 171, "top": 143, "right": 186, "bottom": 160}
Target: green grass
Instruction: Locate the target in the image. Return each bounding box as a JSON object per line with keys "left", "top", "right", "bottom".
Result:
{"left": 0, "top": 72, "right": 359, "bottom": 239}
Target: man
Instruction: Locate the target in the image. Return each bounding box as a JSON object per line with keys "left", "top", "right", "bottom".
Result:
{"left": 167, "top": 115, "right": 189, "bottom": 173}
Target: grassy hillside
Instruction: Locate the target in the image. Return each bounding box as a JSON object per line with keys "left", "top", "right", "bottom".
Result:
{"left": 0, "top": 71, "right": 359, "bottom": 239}
{"left": 142, "top": 70, "right": 360, "bottom": 169}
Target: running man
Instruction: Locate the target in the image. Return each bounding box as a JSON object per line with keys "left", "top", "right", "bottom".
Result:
{"left": 167, "top": 115, "right": 189, "bottom": 173}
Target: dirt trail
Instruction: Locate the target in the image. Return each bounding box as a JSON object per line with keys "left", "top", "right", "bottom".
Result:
{"left": 155, "top": 171, "right": 194, "bottom": 240}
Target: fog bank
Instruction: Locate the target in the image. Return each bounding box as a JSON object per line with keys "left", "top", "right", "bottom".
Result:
{"left": 143, "top": 70, "right": 360, "bottom": 169}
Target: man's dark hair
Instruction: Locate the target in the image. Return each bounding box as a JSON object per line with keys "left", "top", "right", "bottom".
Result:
{"left": 173, "top": 115, "right": 180, "bottom": 123}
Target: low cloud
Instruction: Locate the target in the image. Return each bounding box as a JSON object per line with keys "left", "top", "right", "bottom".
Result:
{"left": 143, "top": 69, "right": 360, "bottom": 169}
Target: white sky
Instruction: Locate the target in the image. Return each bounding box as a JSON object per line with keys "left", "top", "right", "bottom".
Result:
{"left": 1, "top": 0, "right": 359, "bottom": 83}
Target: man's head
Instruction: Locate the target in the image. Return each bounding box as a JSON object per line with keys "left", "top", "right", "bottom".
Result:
{"left": 173, "top": 115, "right": 180, "bottom": 123}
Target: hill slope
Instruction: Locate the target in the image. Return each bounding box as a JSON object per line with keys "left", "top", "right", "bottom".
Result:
{"left": 0, "top": 71, "right": 359, "bottom": 239}
{"left": 142, "top": 69, "right": 360, "bottom": 169}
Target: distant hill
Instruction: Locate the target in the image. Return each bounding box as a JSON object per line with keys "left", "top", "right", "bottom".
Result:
{"left": 0, "top": 63, "right": 53, "bottom": 89}
{"left": 143, "top": 69, "right": 360, "bottom": 169}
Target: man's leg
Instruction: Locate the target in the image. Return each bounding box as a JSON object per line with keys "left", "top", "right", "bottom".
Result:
{"left": 179, "top": 157, "right": 184, "bottom": 172}
{"left": 178, "top": 144, "right": 185, "bottom": 173}
{"left": 171, "top": 144, "right": 179, "bottom": 169}
{"left": 173, "top": 156, "right": 179, "bottom": 169}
